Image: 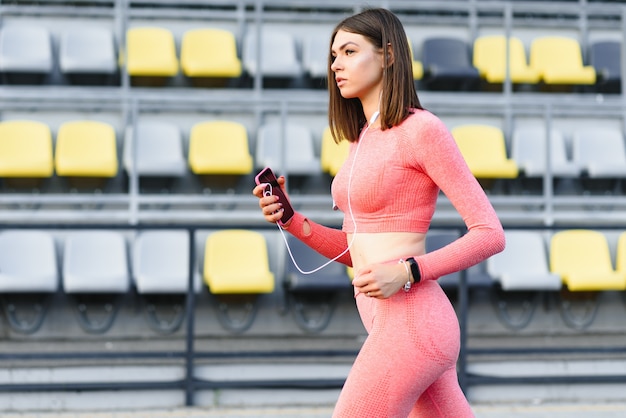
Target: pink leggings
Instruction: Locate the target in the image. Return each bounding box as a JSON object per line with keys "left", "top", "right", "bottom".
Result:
{"left": 333, "top": 280, "right": 474, "bottom": 418}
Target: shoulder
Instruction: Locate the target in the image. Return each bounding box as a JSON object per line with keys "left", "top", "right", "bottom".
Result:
{"left": 395, "top": 109, "right": 452, "bottom": 145}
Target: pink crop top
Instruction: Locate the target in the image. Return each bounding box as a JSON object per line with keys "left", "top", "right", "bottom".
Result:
{"left": 286, "top": 109, "right": 505, "bottom": 281}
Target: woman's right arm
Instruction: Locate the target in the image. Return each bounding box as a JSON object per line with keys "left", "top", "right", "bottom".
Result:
{"left": 253, "top": 179, "right": 353, "bottom": 267}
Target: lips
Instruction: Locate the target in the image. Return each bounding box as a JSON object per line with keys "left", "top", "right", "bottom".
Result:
{"left": 336, "top": 77, "right": 346, "bottom": 87}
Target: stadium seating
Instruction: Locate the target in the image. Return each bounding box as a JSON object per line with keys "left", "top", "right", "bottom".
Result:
{"left": 421, "top": 37, "right": 481, "bottom": 90}
{"left": 123, "top": 120, "right": 187, "bottom": 184}
{"left": 0, "top": 230, "right": 58, "bottom": 334}
{"left": 203, "top": 229, "right": 275, "bottom": 333}
{"left": 188, "top": 120, "right": 253, "bottom": 176}
{"left": 302, "top": 32, "right": 329, "bottom": 87}
{"left": 529, "top": 36, "right": 596, "bottom": 86}
{"left": 0, "top": 120, "right": 54, "bottom": 185}
{"left": 180, "top": 28, "right": 242, "bottom": 87}
{"left": 473, "top": 35, "right": 540, "bottom": 85}
{"left": 55, "top": 120, "right": 119, "bottom": 189}
{"left": 550, "top": 229, "right": 626, "bottom": 329}
{"left": 450, "top": 124, "right": 519, "bottom": 191}
{"left": 589, "top": 40, "right": 621, "bottom": 93}
{"left": 255, "top": 122, "right": 321, "bottom": 177}
{"left": 62, "top": 230, "right": 130, "bottom": 333}
{"left": 320, "top": 126, "right": 350, "bottom": 177}
{"left": 242, "top": 28, "right": 303, "bottom": 87}
{"left": 571, "top": 126, "right": 626, "bottom": 193}
{"left": 59, "top": 26, "right": 118, "bottom": 85}
{"left": 125, "top": 27, "right": 179, "bottom": 86}
{"left": 0, "top": 24, "right": 53, "bottom": 84}
{"left": 132, "top": 230, "right": 193, "bottom": 334}
{"left": 284, "top": 235, "right": 352, "bottom": 333}
{"left": 487, "top": 230, "right": 562, "bottom": 330}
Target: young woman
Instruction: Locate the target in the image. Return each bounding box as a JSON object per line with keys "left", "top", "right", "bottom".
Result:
{"left": 253, "top": 8, "right": 504, "bottom": 417}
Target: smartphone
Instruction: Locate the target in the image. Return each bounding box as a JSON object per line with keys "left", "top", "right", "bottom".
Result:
{"left": 255, "top": 167, "right": 295, "bottom": 226}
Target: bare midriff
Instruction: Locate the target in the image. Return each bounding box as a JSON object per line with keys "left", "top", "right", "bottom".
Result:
{"left": 347, "top": 232, "right": 426, "bottom": 269}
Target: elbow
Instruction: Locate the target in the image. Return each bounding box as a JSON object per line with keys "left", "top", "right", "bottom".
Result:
{"left": 492, "top": 225, "right": 506, "bottom": 256}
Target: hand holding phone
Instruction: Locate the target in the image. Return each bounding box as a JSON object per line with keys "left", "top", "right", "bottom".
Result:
{"left": 254, "top": 167, "right": 295, "bottom": 227}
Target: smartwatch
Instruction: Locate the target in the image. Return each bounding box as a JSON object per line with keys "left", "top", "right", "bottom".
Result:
{"left": 406, "top": 257, "right": 421, "bottom": 284}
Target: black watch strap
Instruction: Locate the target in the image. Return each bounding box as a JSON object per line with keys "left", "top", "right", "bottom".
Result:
{"left": 406, "top": 257, "right": 421, "bottom": 284}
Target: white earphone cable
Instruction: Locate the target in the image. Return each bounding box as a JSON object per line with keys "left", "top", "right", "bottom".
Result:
{"left": 277, "top": 111, "right": 379, "bottom": 274}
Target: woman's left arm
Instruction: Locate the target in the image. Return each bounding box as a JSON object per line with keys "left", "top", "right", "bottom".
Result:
{"left": 412, "top": 117, "right": 505, "bottom": 282}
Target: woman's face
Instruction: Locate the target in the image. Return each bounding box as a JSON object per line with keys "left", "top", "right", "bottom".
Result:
{"left": 330, "top": 29, "right": 384, "bottom": 105}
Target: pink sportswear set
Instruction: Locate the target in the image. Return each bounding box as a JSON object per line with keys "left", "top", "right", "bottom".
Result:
{"left": 287, "top": 109, "right": 505, "bottom": 417}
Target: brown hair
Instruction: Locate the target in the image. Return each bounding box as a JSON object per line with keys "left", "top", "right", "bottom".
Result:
{"left": 328, "top": 8, "right": 423, "bottom": 143}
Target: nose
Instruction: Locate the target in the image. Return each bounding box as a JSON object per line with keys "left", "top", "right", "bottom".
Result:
{"left": 330, "top": 55, "right": 341, "bottom": 72}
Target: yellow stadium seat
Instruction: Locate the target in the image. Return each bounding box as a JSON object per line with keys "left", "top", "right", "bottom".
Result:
{"left": 320, "top": 126, "right": 350, "bottom": 177}
{"left": 203, "top": 229, "right": 275, "bottom": 294}
{"left": 188, "top": 120, "right": 253, "bottom": 175}
{"left": 529, "top": 36, "right": 596, "bottom": 85}
{"left": 473, "top": 35, "right": 540, "bottom": 84}
{"left": 451, "top": 124, "right": 519, "bottom": 179}
{"left": 181, "top": 28, "right": 242, "bottom": 79}
{"left": 125, "top": 27, "right": 178, "bottom": 81}
{"left": 55, "top": 120, "right": 118, "bottom": 178}
{"left": 0, "top": 120, "right": 53, "bottom": 178}
{"left": 550, "top": 230, "right": 626, "bottom": 291}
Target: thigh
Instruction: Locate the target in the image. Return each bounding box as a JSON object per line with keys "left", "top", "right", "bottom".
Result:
{"left": 409, "top": 368, "right": 474, "bottom": 418}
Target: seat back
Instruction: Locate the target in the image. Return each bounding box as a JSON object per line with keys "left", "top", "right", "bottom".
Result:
{"left": 124, "top": 120, "right": 186, "bottom": 177}
{"left": 473, "top": 35, "right": 539, "bottom": 84}
{"left": 255, "top": 122, "right": 320, "bottom": 175}
{"left": 203, "top": 230, "right": 275, "bottom": 294}
{"left": 615, "top": 231, "right": 626, "bottom": 274}
{"left": 181, "top": 28, "right": 241, "bottom": 78}
{"left": 320, "top": 126, "right": 349, "bottom": 177}
{"left": 572, "top": 127, "right": 626, "bottom": 175}
{"left": 487, "top": 230, "right": 562, "bottom": 290}
{"left": 530, "top": 36, "right": 595, "bottom": 84}
{"left": 62, "top": 231, "right": 129, "bottom": 293}
{"left": 589, "top": 40, "right": 621, "bottom": 83}
{"left": 511, "top": 126, "right": 579, "bottom": 177}
{"left": 302, "top": 33, "right": 328, "bottom": 79}
{"left": 243, "top": 28, "right": 302, "bottom": 77}
{"left": 550, "top": 230, "right": 613, "bottom": 277}
{"left": 451, "top": 124, "right": 518, "bottom": 178}
{"left": 0, "top": 120, "right": 53, "bottom": 177}
{"left": 59, "top": 27, "right": 117, "bottom": 74}
{"left": 126, "top": 27, "right": 178, "bottom": 76}
{"left": 55, "top": 120, "right": 118, "bottom": 177}
{"left": 133, "top": 230, "right": 193, "bottom": 293}
{"left": 0, "top": 25, "right": 52, "bottom": 73}
{"left": 0, "top": 230, "right": 58, "bottom": 292}
{"left": 188, "top": 120, "right": 253, "bottom": 175}
{"left": 422, "top": 37, "right": 473, "bottom": 69}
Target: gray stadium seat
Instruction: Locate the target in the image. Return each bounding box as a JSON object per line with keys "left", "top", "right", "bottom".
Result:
{"left": 0, "top": 24, "right": 53, "bottom": 84}
{"left": 59, "top": 26, "right": 118, "bottom": 85}
{"left": 487, "top": 230, "right": 562, "bottom": 330}
{"left": 243, "top": 28, "right": 303, "bottom": 86}
{"left": 302, "top": 33, "right": 328, "bottom": 87}
{"left": 421, "top": 37, "right": 481, "bottom": 91}
{"left": 62, "top": 231, "right": 130, "bottom": 333}
{"left": 132, "top": 230, "right": 194, "bottom": 334}
{"left": 255, "top": 122, "right": 320, "bottom": 177}
{"left": 0, "top": 230, "right": 58, "bottom": 334}
{"left": 572, "top": 126, "right": 626, "bottom": 193}
{"left": 124, "top": 121, "right": 187, "bottom": 190}
{"left": 589, "top": 40, "right": 621, "bottom": 93}
{"left": 284, "top": 235, "right": 352, "bottom": 333}
{"left": 511, "top": 126, "right": 581, "bottom": 194}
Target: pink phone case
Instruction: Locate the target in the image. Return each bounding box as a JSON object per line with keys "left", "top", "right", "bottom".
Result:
{"left": 255, "top": 167, "right": 295, "bottom": 226}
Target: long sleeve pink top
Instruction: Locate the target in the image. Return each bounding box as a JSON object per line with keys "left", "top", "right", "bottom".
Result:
{"left": 287, "top": 109, "right": 505, "bottom": 282}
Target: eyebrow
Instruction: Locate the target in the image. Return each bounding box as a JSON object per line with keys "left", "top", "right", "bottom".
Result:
{"left": 331, "top": 41, "right": 358, "bottom": 54}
